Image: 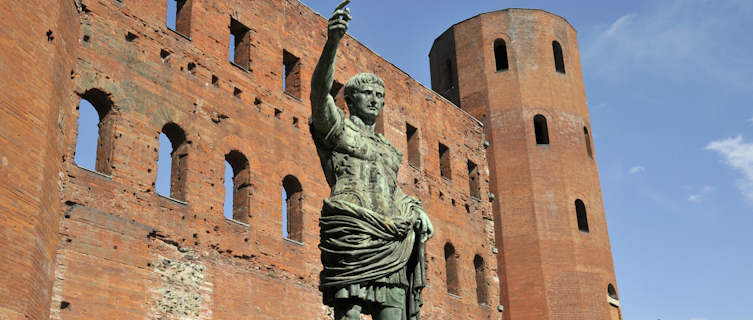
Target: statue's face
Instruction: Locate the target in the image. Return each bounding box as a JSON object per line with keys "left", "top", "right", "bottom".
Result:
{"left": 348, "top": 83, "right": 385, "bottom": 124}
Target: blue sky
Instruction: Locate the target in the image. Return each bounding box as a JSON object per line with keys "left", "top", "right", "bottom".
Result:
{"left": 73, "top": 1, "right": 753, "bottom": 319}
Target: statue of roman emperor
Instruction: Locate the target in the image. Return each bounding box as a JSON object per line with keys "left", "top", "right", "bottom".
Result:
{"left": 309, "top": 1, "right": 434, "bottom": 319}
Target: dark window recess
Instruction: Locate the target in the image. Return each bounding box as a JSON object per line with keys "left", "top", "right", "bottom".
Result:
{"left": 166, "top": 0, "right": 192, "bottom": 36}
{"left": 575, "top": 199, "right": 589, "bottom": 232}
{"left": 283, "top": 50, "right": 302, "bottom": 98}
{"left": 584, "top": 127, "right": 593, "bottom": 158}
{"left": 533, "top": 114, "right": 550, "bottom": 145}
{"left": 552, "top": 41, "right": 566, "bottom": 74}
{"left": 474, "top": 255, "right": 488, "bottom": 305}
{"left": 74, "top": 89, "right": 115, "bottom": 175}
{"left": 494, "top": 39, "right": 509, "bottom": 71}
{"left": 467, "top": 160, "right": 480, "bottom": 199}
{"left": 444, "top": 243, "right": 460, "bottom": 295}
{"left": 157, "top": 122, "right": 188, "bottom": 201}
{"left": 283, "top": 175, "right": 304, "bottom": 242}
{"left": 224, "top": 150, "right": 251, "bottom": 223}
{"left": 330, "top": 80, "right": 347, "bottom": 113}
{"left": 439, "top": 142, "right": 452, "bottom": 179}
{"left": 229, "top": 18, "right": 252, "bottom": 70}
{"left": 608, "top": 284, "right": 618, "bottom": 300}
{"left": 406, "top": 123, "right": 420, "bottom": 168}
{"left": 444, "top": 59, "right": 455, "bottom": 92}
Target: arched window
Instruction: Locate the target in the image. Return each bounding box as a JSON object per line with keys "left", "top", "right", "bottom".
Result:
{"left": 552, "top": 41, "right": 566, "bottom": 74}
{"left": 473, "top": 255, "right": 488, "bottom": 305}
{"left": 74, "top": 89, "right": 115, "bottom": 175}
{"left": 223, "top": 150, "right": 250, "bottom": 222}
{"left": 584, "top": 127, "right": 593, "bottom": 158}
{"left": 282, "top": 175, "right": 304, "bottom": 243}
{"left": 444, "top": 242, "right": 460, "bottom": 295}
{"left": 533, "top": 115, "right": 550, "bottom": 145}
{"left": 575, "top": 199, "right": 589, "bottom": 232}
{"left": 494, "top": 39, "right": 509, "bottom": 71}
{"left": 608, "top": 284, "right": 618, "bottom": 300}
{"left": 607, "top": 283, "right": 621, "bottom": 318}
{"left": 156, "top": 122, "right": 188, "bottom": 202}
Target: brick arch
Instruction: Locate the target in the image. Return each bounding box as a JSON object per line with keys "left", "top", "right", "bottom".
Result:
{"left": 282, "top": 174, "right": 304, "bottom": 243}
{"left": 73, "top": 70, "right": 132, "bottom": 116}
{"left": 70, "top": 71, "right": 132, "bottom": 176}
{"left": 527, "top": 109, "right": 556, "bottom": 145}
{"left": 444, "top": 241, "right": 460, "bottom": 295}
{"left": 156, "top": 121, "right": 190, "bottom": 202}
{"left": 218, "top": 135, "right": 261, "bottom": 223}
{"left": 484, "top": 32, "right": 514, "bottom": 71}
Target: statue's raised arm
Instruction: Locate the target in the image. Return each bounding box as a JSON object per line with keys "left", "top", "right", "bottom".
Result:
{"left": 310, "top": 0, "right": 351, "bottom": 135}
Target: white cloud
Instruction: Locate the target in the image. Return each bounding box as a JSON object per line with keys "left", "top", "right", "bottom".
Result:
{"left": 629, "top": 166, "right": 645, "bottom": 174}
{"left": 706, "top": 135, "right": 753, "bottom": 203}
{"left": 688, "top": 186, "right": 714, "bottom": 203}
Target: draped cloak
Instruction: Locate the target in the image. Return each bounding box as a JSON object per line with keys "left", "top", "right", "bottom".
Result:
{"left": 311, "top": 109, "right": 427, "bottom": 319}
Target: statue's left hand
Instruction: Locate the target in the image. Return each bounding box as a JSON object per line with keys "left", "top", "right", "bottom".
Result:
{"left": 418, "top": 212, "right": 434, "bottom": 243}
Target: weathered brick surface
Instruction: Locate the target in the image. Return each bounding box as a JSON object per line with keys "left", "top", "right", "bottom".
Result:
{"left": 0, "top": 0, "right": 78, "bottom": 319}
{"left": 430, "top": 9, "right": 621, "bottom": 320}
{"left": 2, "top": 0, "right": 500, "bottom": 319}
{"left": 0, "top": 2, "right": 618, "bottom": 320}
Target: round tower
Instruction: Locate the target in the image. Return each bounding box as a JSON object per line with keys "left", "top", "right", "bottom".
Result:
{"left": 429, "top": 9, "right": 621, "bottom": 320}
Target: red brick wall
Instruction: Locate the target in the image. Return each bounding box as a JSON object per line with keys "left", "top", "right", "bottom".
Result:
{"left": 430, "top": 9, "right": 620, "bottom": 320}
{"left": 0, "top": 1, "right": 78, "bottom": 319}
{"left": 0, "top": 0, "right": 499, "bottom": 319}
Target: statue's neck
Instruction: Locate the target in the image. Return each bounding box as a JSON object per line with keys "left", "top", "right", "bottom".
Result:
{"left": 350, "top": 115, "right": 375, "bottom": 133}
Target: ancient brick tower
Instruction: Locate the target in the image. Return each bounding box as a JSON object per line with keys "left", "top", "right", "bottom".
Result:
{"left": 429, "top": 9, "right": 622, "bottom": 320}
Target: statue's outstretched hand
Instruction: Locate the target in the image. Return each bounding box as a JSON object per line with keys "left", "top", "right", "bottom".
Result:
{"left": 328, "top": 0, "right": 351, "bottom": 43}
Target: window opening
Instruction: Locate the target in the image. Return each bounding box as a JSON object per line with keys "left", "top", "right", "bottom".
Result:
{"left": 439, "top": 142, "right": 452, "bottom": 179}
{"left": 444, "top": 242, "right": 460, "bottom": 295}
{"left": 166, "top": 0, "right": 192, "bottom": 36}
{"left": 608, "top": 284, "right": 618, "bottom": 300}
{"left": 584, "top": 127, "right": 593, "bottom": 158}
{"left": 494, "top": 39, "right": 509, "bottom": 71}
{"left": 156, "top": 123, "right": 188, "bottom": 201}
{"left": 224, "top": 150, "right": 251, "bottom": 222}
{"left": 283, "top": 50, "right": 302, "bottom": 98}
{"left": 406, "top": 123, "right": 420, "bottom": 168}
{"left": 74, "top": 89, "right": 115, "bottom": 175}
{"left": 282, "top": 175, "right": 304, "bottom": 242}
{"left": 229, "top": 18, "right": 251, "bottom": 70}
{"left": 474, "top": 255, "right": 488, "bottom": 305}
{"left": 608, "top": 284, "right": 621, "bottom": 319}
{"left": 575, "top": 199, "right": 589, "bottom": 232}
{"left": 533, "top": 114, "right": 550, "bottom": 145}
{"left": 553, "top": 41, "right": 566, "bottom": 74}
{"left": 467, "top": 160, "right": 480, "bottom": 199}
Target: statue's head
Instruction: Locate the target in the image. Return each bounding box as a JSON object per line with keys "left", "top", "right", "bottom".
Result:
{"left": 344, "top": 73, "right": 385, "bottom": 125}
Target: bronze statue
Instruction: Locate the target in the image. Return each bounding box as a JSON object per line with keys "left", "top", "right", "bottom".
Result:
{"left": 309, "top": 1, "right": 434, "bottom": 319}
